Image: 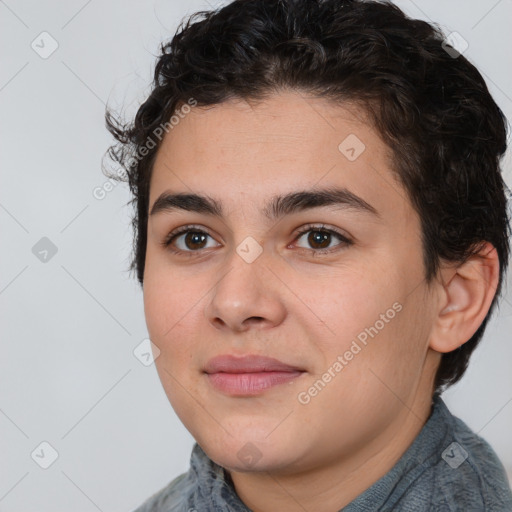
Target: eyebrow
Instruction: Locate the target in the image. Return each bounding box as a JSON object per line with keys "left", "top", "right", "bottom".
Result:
{"left": 149, "top": 187, "right": 380, "bottom": 220}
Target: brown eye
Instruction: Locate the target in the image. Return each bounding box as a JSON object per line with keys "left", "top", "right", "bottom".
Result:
{"left": 180, "top": 231, "right": 209, "bottom": 250}
{"left": 304, "top": 230, "right": 331, "bottom": 249}
{"left": 163, "top": 226, "right": 221, "bottom": 254}
{"left": 293, "top": 225, "right": 352, "bottom": 254}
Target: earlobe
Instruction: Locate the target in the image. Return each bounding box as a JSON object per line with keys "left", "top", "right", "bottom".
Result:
{"left": 429, "top": 242, "right": 500, "bottom": 354}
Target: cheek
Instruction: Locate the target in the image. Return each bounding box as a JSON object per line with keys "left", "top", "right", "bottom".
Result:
{"left": 306, "top": 273, "right": 400, "bottom": 348}
{"left": 350, "top": 288, "right": 432, "bottom": 393}
{"left": 143, "top": 263, "right": 199, "bottom": 350}
{"left": 309, "top": 268, "right": 429, "bottom": 390}
{"left": 143, "top": 267, "right": 208, "bottom": 431}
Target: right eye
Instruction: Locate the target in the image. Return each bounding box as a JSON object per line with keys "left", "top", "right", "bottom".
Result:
{"left": 162, "top": 225, "right": 221, "bottom": 255}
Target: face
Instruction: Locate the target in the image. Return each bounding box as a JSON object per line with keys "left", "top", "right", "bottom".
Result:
{"left": 143, "top": 91, "right": 440, "bottom": 475}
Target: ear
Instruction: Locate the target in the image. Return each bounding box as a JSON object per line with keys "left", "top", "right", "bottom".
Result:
{"left": 429, "top": 242, "right": 500, "bottom": 353}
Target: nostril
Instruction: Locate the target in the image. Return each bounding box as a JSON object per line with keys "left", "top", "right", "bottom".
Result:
{"left": 247, "top": 316, "right": 264, "bottom": 323}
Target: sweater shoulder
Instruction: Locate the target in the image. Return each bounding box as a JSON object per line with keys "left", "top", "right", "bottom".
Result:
{"left": 130, "top": 471, "right": 193, "bottom": 512}
{"left": 413, "top": 408, "right": 512, "bottom": 511}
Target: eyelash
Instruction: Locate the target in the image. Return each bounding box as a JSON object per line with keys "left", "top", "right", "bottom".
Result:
{"left": 161, "top": 223, "right": 353, "bottom": 257}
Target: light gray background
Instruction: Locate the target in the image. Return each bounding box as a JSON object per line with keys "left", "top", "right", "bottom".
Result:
{"left": 1, "top": 0, "right": 511, "bottom": 510}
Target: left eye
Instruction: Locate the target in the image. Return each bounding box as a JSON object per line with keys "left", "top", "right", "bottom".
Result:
{"left": 292, "top": 226, "right": 351, "bottom": 253}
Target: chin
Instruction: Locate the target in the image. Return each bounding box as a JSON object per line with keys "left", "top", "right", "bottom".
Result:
{"left": 195, "top": 429, "right": 302, "bottom": 474}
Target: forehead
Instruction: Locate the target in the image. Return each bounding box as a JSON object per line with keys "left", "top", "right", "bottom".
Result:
{"left": 149, "top": 91, "right": 411, "bottom": 222}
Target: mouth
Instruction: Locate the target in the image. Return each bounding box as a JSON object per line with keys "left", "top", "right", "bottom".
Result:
{"left": 204, "top": 354, "right": 306, "bottom": 396}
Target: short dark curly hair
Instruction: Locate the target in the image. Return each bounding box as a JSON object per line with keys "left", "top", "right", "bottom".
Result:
{"left": 104, "top": 0, "right": 510, "bottom": 394}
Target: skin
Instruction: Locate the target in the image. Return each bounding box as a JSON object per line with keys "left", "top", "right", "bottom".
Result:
{"left": 143, "top": 90, "right": 499, "bottom": 512}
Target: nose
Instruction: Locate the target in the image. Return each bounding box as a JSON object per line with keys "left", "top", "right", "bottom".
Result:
{"left": 204, "top": 247, "right": 287, "bottom": 333}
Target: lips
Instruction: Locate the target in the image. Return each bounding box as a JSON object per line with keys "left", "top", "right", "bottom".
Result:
{"left": 204, "top": 354, "right": 304, "bottom": 374}
{"left": 204, "top": 355, "right": 305, "bottom": 395}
